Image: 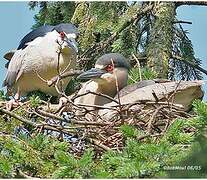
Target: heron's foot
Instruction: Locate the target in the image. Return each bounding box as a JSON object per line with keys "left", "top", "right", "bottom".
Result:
{"left": 6, "top": 99, "right": 20, "bottom": 111}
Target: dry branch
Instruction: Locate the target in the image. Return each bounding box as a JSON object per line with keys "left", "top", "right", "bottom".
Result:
{"left": 174, "top": 20, "right": 192, "bottom": 24}
{"left": 0, "top": 108, "right": 38, "bottom": 127}
{"left": 48, "top": 70, "right": 84, "bottom": 87}
{"left": 36, "top": 109, "right": 111, "bottom": 126}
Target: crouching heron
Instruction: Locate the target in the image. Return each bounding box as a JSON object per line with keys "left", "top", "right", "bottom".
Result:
{"left": 75, "top": 53, "right": 130, "bottom": 108}
{"left": 3, "top": 23, "right": 79, "bottom": 110}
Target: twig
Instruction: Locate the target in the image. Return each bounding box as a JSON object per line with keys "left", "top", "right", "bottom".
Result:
{"left": 61, "top": 54, "right": 74, "bottom": 75}
{"left": 132, "top": 53, "right": 142, "bottom": 81}
{"left": 36, "top": 109, "right": 111, "bottom": 126}
{"left": 123, "top": 101, "right": 184, "bottom": 111}
{"left": 111, "top": 59, "right": 121, "bottom": 106}
{"left": 147, "top": 105, "right": 164, "bottom": 133}
{"left": 152, "top": 90, "right": 159, "bottom": 102}
{"left": 35, "top": 70, "right": 48, "bottom": 83}
{"left": 174, "top": 20, "right": 192, "bottom": 24}
{"left": 111, "top": 58, "right": 124, "bottom": 122}
{"left": 55, "top": 40, "right": 66, "bottom": 94}
{"left": 169, "top": 79, "right": 182, "bottom": 112}
{"left": 56, "top": 42, "right": 62, "bottom": 75}
{"left": 0, "top": 108, "right": 37, "bottom": 127}
{"left": 16, "top": 168, "right": 40, "bottom": 179}
{"left": 87, "top": 138, "right": 111, "bottom": 151}
{"left": 72, "top": 90, "right": 119, "bottom": 104}
{"left": 146, "top": 101, "right": 184, "bottom": 109}
{"left": 47, "top": 70, "right": 83, "bottom": 87}
{"left": 136, "top": 134, "right": 150, "bottom": 141}
{"left": 75, "top": 103, "right": 117, "bottom": 111}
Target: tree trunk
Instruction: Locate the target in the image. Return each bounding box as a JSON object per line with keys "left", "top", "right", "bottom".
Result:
{"left": 147, "top": 2, "right": 176, "bottom": 78}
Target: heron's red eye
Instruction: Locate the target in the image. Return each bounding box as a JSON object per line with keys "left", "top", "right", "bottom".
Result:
{"left": 59, "top": 31, "right": 65, "bottom": 39}
{"left": 106, "top": 64, "right": 114, "bottom": 72}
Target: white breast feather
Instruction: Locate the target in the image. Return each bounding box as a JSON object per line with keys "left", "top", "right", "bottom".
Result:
{"left": 11, "top": 30, "right": 76, "bottom": 96}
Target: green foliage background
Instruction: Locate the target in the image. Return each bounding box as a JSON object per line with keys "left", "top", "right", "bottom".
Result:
{"left": 28, "top": 1, "right": 203, "bottom": 80}
{"left": 1, "top": 100, "right": 207, "bottom": 178}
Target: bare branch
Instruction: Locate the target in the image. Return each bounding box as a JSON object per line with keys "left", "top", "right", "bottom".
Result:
{"left": 15, "top": 168, "right": 40, "bottom": 179}
{"left": 87, "top": 138, "right": 111, "bottom": 151}
{"left": 0, "top": 108, "right": 38, "bottom": 127}
{"left": 36, "top": 109, "right": 111, "bottom": 126}
{"left": 174, "top": 20, "right": 192, "bottom": 24}
{"left": 47, "top": 69, "right": 84, "bottom": 87}
{"left": 132, "top": 53, "right": 142, "bottom": 81}
{"left": 72, "top": 90, "right": 120, "bottom": 104}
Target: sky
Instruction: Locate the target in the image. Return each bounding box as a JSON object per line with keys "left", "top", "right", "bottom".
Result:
{"left": 0, "top": 2, "right": 207, "bottom": 99}
{"left": 177, "top": 5, "right": 207, "bottom": 100}
{"left": 0, "top": 2, "right": 38, "bottom": 86}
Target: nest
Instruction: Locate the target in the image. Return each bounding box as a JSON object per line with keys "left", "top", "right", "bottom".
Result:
{"left": 0, "top": 93, "right": 194, "bottom": 157}
{"left": 63, "top": 99, "right": 192, "bottom": 153}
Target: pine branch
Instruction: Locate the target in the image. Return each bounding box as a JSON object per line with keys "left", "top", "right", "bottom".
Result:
{"left": 172, "top": 24, "right": 203, "bottom": 80}
{"left": 80, "top": 4, "right": 154, "bottom": 59}
{"left": 172, "top": 55, "right": 207, "bottom": 75}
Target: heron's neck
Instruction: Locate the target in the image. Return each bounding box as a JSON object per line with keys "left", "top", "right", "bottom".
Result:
{"left": 97, "top": 68, "right": 128, "bottom": 97}
{"left": 75, "top": 68, "right": 128, "bottom": 107}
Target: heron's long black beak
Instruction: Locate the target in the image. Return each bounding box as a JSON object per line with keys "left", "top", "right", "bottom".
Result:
{"left": 77, "top": 68, "right": 106, "bottom": 80}
{"left": 67, "top": 39, "right": 78, "bottom": 53}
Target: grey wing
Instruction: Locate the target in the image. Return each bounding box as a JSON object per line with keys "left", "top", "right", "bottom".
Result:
{"left": 3, "top": 50, "right": 24, "bottom": 88}
{"left": 17, "top": 25, "right": 54, "bottom": 50}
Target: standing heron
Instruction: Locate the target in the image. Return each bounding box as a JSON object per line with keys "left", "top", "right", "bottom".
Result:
{"left": 3, "top": 23, "right": 79, "bottom": 110}
{"left": 75, "top": 53, "right": 130, "bottom": 108}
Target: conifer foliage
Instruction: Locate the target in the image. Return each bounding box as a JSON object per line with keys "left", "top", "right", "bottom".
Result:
{"left": 29, "top": 1, "right": 205, "bottom": 79}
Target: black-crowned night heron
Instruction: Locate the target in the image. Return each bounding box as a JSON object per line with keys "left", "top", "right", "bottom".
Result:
{"left": 75, "top": 53, "right": 130, "bottom": 107}
{"left": 3, "top": 23, "right": 78, "bottom": 110}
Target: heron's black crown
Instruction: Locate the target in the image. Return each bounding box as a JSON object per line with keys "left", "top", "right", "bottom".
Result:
{"left": 95, "top": 53, "right": 130, "bottom": 70}
{"left": 18, "top": 23, "right": 79, "bottom": 50}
